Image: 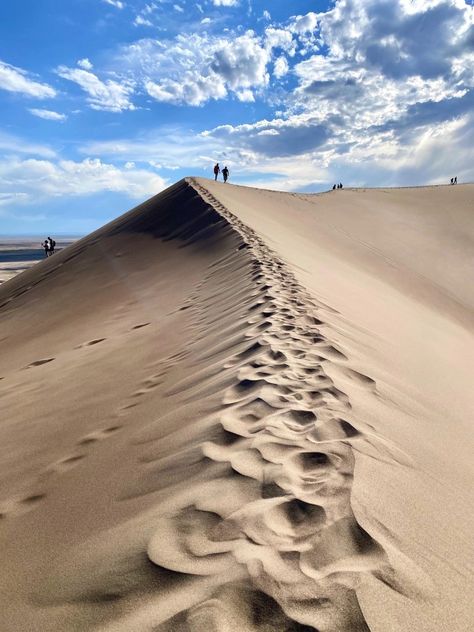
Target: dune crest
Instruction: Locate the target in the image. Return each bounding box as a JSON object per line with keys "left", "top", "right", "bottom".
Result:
{"left": 0, "top": 179, "right": 472, "bottom": 631}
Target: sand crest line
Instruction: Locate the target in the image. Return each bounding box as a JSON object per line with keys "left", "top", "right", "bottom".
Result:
{"left": 135, "top": 176, "right": 402, "bottom": 629}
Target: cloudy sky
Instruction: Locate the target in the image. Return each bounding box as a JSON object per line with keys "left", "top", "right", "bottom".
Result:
{"left": 1, "top": 0, "right": 473, "bottom": 234}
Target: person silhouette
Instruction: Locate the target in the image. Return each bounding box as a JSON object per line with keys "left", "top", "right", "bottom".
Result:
{"left": 454, "top": 176, "right": 457, "bottom": 184}
{"left": 333, "top": 184, "right": 336, "bottom": 190}
{"left": 222, "top": 166, "right": 229, "bottom": 183}
{"left": 213, "top": 163, "right": 220, "bottom": 181}
{"left": 47, "top": 236, "right": 56, "bottom": 255}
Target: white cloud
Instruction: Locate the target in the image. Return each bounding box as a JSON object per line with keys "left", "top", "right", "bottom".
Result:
{"left": 0, "top": 192, "right": 30, "bottom": 208}
{"left": 212, "top": 0, "right": 239, "bottom": 6}
{"left": 78, "top": 58, "right": 93, "bottom": 70}
{"left": 28, "top": 108, "right": 67, "bottom": 121}
{"left": 144, "top": 3, "right": 158, "bottom": 14}
{"left": 0, "top": 157, "right": 167, "bottom": 204}
{"left": 264, "top": 27, "right": 296, "bottom": 54}
{"left": 290, "top": 12, "right": 318, "bottom": 34}
{"left": 236, "top": 89, "right": 255, "bottom": 102}
{"left": 0, "top": 60, "right": 56, "bottom": 99}
{"left": 134, "top": 15, "right": 153, "bottom": 26}
{"left": 79, "top": 127, "right": 217, "bottom": 170}
{"left": 188, "top": 0, "right": 474, "bottom": 187}
{"left": 56, "top": 65, "right": 135, "bottom": 112}
{"left": 120, "top": 31, "right": 271, "bottom": 106}
{"left": 201, "top": 17, "right": 211, "bottom": 24}
{"left": 103, "top": 0, "right": 125, "bottom": 9}
{"left": 273, "top": 56, "right": 289, "bottom": 79}
{"left": 0, "top": 131, "right": 56, "bottom": 158}
{"left": 173, "top": 4, "right": 184, "bottom": 12}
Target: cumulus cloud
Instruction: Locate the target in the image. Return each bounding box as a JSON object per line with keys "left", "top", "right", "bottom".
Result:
{"left": 56, "top": 64, "right": 135, "bottom": 111}
{"left": 0, "top": 60, "right": 56, "bottom": 99}
{"left": 28, "top": 108, "right": 67, "bottom": 121}
{"left": 197, "top": 0, "right": 474, "bottom": 188}
{"left": 120, "top": 31, "right": 271, "bottom": 105}
{"left": 0, "top": 157, "right": 167, "bottom": 205}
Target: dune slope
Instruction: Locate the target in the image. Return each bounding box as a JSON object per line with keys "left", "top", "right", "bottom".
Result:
{"left": 0, "top": 178, "right": 472, "bottom": 632}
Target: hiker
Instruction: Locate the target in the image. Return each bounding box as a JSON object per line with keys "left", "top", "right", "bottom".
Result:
{"left": 339, "top": 182, "right": 343, "bottom": 189}
{"left": 450, "top": 178, "right": 454, "bottom": 185}
{"left": 332, "top": 184, "right": 336, "bottom": 190}
{"left": 47, "top": 236, "right": 56, "bottom": 255}
{"left": 213, "top": 163, "right": 220, "bottom": 181}
{"left": 42, "top": 239, "right": 50, "bottom": 257}
{"left": 222, "top": 166, "right": 229, "bottom": 183}
{"left": 454, "top": 176, "right": 457, "bottom": 184}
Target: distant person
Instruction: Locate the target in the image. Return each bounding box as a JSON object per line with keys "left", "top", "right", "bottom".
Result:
{"left": 454, "top": 176, "right": 457, "bottom": 184}
{"left": 450, "top": 177, "right": 454, "bottom": 185}
{"left": 213, "top": 163, "right": 220, "bottom": 181}
{"left": 332, "top": 184, "right": 336, "bottom": 190}
{"left": 42, "top": 239, "right": 50, "bottom": 257}
{"left": 222, "top": 166, "right": 229, "bottom": 183}
{"left": 339, "top": 182, "right": 343, "bottom": 189}
{"left": 47, "top": 236, "right": 56, "bottom": 255}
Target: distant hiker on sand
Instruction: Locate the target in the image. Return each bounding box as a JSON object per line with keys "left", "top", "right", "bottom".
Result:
{"left": 450, "top": 178, "right": 454, "bottom": 184}
{"left": 339, "top": 182, "right": 343, "bottom": 189}
{"left": 42, "top": 236, "right": 56, "bottom": 257}
{"left": 213, "top": 163, "right": 220, "bottom": 181}
{"left": 454, "top": 176, "right": 457, "bottom": 184}
{"left": 222, "top": 166, "right": 229, "bottom": 183}
{"left": 332, "top": 184, "right": 336, "bottom": 190}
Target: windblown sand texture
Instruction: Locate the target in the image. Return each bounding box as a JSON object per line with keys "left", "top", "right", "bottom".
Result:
{"left": 0, "top": 179, "right": 473, "bottom": 631}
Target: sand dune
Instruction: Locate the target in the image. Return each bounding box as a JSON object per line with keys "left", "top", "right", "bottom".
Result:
{"left": 0, "top": 178, "right": 472, "bottom": 631}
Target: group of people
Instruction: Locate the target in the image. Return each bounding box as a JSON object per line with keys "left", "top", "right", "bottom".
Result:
{"left": 213, "top": 163, "right": 230, "bottom": 183}
{"left": 332, "top": 183, "right": 343, "bottom": 189}
{"left": 42, "top": 236, "right": 56, "bottom": 257}
{"left": 450, "top": 176, "right": 458, "bottom": 184}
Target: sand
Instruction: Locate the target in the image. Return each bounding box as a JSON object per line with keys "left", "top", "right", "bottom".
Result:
{"left": 0, "top": 178, "right": 472, "bottom": 631}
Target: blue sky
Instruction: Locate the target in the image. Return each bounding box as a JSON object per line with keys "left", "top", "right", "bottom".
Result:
{"left": 1, "top": 0, "right": 473, "bottom": 234}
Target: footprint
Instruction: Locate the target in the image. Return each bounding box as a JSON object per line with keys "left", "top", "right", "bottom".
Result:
{"left": 102, "top": 425, "right": 121, "bottom": 434}
{"left": 78, "top": 436, "right": 100, "bottom": 446}
{"left": 132, "top": 323, "right": 150, "bottom": 330}
{"left": 77, "top": 425, "right": 122, "bottom": 446}
{"left": 50, "top": 454, "right": 87, "bottom": 472}
{"left": 24, "top": 358, "right": 55, "bottom": 369}
{"left": 20, "top": 493, "right": 46, "bottom": 505}
{"left": 86, "top": 338, "right": 106, "bottom": 346}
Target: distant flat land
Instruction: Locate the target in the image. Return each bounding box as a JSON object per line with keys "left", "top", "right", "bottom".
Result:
{"left": 0, "top": 238, "right": 79, "bottom": 284}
